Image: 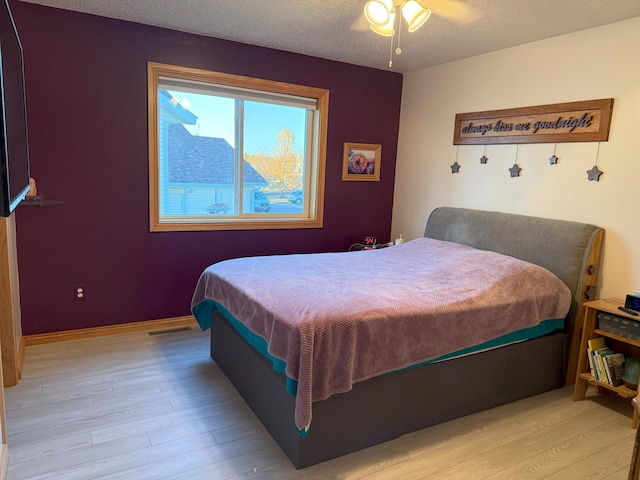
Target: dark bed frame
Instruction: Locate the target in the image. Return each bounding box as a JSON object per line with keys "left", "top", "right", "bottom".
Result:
{"left": 208, "top": 207, "right": 604, "bottom": 468}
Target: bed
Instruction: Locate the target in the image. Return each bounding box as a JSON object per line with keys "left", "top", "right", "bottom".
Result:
{"left": 191, "top": 207, "right": 604, "bottom": 468}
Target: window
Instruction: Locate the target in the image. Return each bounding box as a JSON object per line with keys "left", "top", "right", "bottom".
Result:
{"left": 147, "top": 62, "right": 328, "bottom": 231}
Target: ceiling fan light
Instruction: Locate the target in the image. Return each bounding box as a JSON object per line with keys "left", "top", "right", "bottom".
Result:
{"left": 369, "top": 12, "right": 395, "bottom": 37}
{"left": 364, "top": 0, "right": 392, "bottom": 27}
{"left": 402, "top": 1, "right": 432, "bottom": 32}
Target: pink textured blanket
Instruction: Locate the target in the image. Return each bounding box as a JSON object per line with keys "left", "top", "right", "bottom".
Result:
{"left": 191, "top": 238, "right": 571, "bottom": 432}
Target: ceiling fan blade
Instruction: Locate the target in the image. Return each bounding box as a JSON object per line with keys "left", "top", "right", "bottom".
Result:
{"left": 350, "top": 13, "right": 370, "bottom": 32}
{"left": 425, "top": 0, "right": 484, "bottom": 24}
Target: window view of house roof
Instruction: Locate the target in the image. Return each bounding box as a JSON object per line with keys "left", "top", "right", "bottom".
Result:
{"left": 167, "top": 123, "right": 268, "bottom": 186}
{"left": 159, "top": 90, "right": 198, "bottom": 125}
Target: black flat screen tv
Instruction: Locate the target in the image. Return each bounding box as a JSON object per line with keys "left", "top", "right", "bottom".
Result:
{"left": 0, "top": 0, "right": 30, "bottom": 217}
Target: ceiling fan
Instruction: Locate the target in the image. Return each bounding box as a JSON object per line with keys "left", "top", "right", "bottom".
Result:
{"left": 352, "top": 0, "right": 483, "bottom": 66}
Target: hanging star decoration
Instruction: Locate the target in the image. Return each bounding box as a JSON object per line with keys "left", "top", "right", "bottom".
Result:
{"left": 586, "top": 165, "right": 603, "bottom": 181}
{"left": 509, "top": 164, "right": 521, "bottom": 177}
{"left": 480, "top": 155, "right": 488, "bottom": 164}
{"left": 451, "top": 161, "right": 461, "bottom": 173}
{"left": 549, "top": 155, "right": 558, "bottom": 165}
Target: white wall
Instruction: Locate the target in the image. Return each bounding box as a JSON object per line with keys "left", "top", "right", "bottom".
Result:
{"left": 392, "top": 16, "right": 640, "bottom": 299}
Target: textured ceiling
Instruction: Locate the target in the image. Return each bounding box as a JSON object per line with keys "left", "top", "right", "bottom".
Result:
{"left": 19, "top": 0, "right": 640, "bottom": 73}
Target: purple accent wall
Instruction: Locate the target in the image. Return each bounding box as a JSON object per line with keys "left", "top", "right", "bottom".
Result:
{"left": 9, "top": 1, "right": 403, "bottom": 335}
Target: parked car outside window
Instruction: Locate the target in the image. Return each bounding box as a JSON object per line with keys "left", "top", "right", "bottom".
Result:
{"left": 206, "top": 191, "right": 271, "bottom": 214}
{"left": 288, "top": 190, "right": 302, "bottom": 205}
{"left": 253, "top": 191, "right": 271, "bottom": 212}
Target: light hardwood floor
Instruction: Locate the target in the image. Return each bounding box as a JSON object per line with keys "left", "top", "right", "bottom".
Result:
{"left": 3, "top": 326, "right": 637, "bottom": 479}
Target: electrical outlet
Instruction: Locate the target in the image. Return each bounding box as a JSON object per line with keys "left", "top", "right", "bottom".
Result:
{"left": 74, "top": 286, "right": 86, "bottom": 301}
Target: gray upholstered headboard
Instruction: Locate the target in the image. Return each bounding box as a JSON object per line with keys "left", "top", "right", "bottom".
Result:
{"left": 424, "top": 207, "right": 604, "bottom": 384}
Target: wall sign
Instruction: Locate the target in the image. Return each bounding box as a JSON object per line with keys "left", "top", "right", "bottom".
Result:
{"left": 453, "top": 98, "right": 614, "bottom": 145}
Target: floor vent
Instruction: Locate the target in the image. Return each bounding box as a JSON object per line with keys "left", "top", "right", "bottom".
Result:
{"left": 148, "top": 326, "right": 192, "bottom": 336}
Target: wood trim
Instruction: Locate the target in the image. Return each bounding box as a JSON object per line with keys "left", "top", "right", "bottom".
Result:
{"left": 565, "top": 228, "right": 605, "bottom": 386}
{"left": 0, "top": 329, "right": 5, "bottom": 446}
{"left": 147, "top": 61, "right": 328, "bottom": 232}
{"left": 148, "top": 217, "right": 325, "bottom": 232}
{"left": 23, "top": 316, "right": 198, "bottom": 346}
{"left": 630, "top": 424, "right": 640, "bottom": 479}
{"left": 453, "top": 98, "right": 614, "bottom": 145}
{"left": 0, "top": 255, "right": 7, "bottom": 479}
{"left": 0, "top": 444, "right": 7, "bottom": 480}
{"left": 0, "top": 215, "right": 21, "bottom": 387}
{"left": 342, "top": 143, "right": 381, "bottom": 182}
{"left": 147, "top": 61, "right": 160, "bottom": 234}
{"left": 17, "top": 335, "right": 25, "bottom": 380}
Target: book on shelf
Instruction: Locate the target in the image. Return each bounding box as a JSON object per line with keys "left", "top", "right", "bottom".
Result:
{"left": 587, "top": 345, "right": 596, "bottom": 377}
{"left": 600, "top": 350, "right": 615, "bottom": 384}
{"left": 585, "top": 337, "right": 626, "bottom": 386}
{"left": 587, "top": 337, "right": 607, "bottom": 381}
{"left": 587, "top": 337, "right": 606, "bottom": 351}
{"left": 605, "top": 353, "right": 625, "bottom": 387}
{"left": 595, "top": 347, "right": 613, "bottom": 383}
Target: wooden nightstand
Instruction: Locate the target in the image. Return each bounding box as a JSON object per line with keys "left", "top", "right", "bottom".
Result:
{"left": 573, "top": 298, "right": 640, "bottom": 428}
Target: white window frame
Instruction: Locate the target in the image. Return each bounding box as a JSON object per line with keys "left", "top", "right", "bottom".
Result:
{"left": 147, "top": 62, "right": 328, "bottom": 232}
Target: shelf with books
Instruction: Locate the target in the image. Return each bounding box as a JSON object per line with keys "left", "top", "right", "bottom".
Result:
{"left": 584, "top": 336, "right": 626, "bottom": 386}
{"left": 573, "top": 298, "right": 640, "bottom": 428}
{"left": 576, "top": 372, "right": 637, "bottom": 398}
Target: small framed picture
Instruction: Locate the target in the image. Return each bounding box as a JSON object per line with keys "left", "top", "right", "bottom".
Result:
{"left": 342, "top": 143, "right": 381, "bottom": 181}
